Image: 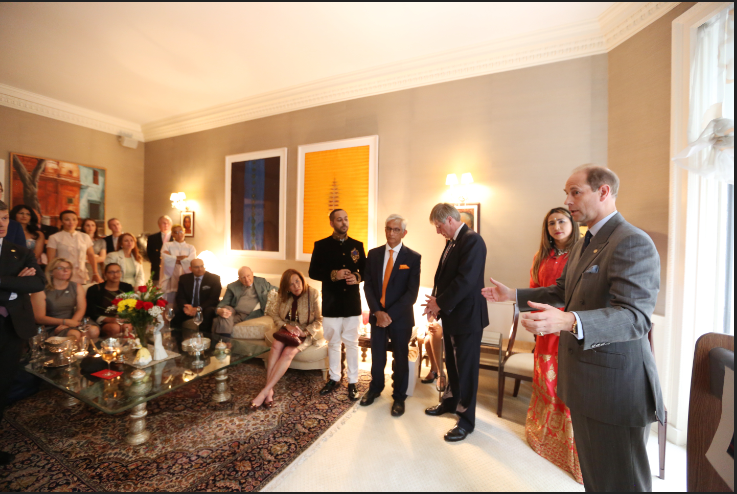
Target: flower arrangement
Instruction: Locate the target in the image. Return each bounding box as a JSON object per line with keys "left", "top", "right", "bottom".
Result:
{"left": 109, "top": 279, "right": 168, "bottom": 343}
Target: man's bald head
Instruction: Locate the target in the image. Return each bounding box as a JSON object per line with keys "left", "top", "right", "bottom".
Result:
{"left": 238, "top": 266, "right": 254, "bottom": 287}
{"left": 190, "top": 258, "right": 205, "bottom": 277}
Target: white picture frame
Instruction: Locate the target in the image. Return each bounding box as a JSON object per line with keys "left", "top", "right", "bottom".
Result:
{"left": 224, "top": 148, "right": 287, "bottom": 260}
{"left": 296, "top": 135, "right": 379, "bottom": 262}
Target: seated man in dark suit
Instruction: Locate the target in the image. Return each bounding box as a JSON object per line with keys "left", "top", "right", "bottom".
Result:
{"left": 0, "top": 200, "right": 46, "bottom": 465}
{"left": 171, "top": 258, "right": 221, "bottom": 332}
{"left": 361, "top": 214, "right": 421, "bottom": 417}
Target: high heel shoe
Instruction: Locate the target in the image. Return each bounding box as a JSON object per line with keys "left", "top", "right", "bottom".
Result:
{"left": 421, "top": 371, "right": 438, "bottom": 384}
{"left": 264, "top": 391, "right": 276, "bottom": 409}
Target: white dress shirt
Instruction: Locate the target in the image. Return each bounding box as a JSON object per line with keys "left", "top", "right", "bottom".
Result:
{"left": 0, "top": 238, "right": 18, "bottom": 300}
{"left": 382, "top": 242, "right": 403, "bottom": 282}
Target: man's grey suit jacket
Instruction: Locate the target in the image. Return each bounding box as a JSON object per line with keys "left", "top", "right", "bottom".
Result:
{"left": 518, "top": 213, "right": 664, "bottom": 428}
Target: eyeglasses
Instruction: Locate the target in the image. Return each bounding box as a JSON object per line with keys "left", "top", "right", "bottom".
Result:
{"left": 55, "top": 266, "right": 72, "bottom": 272}
{"left": 385, "top": 227, "right": 403, "bottom": 234}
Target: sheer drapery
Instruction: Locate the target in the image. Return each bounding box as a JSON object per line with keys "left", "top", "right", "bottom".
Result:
{"left": 673, "top": 7, "right": 734, "bottom": 183}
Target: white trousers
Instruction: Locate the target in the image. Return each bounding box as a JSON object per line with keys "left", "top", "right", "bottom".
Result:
{"left": 322, "top": 316, "right": 360, "bottom": 383}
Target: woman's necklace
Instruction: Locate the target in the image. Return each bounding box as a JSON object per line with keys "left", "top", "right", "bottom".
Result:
{"left": 554, "top": 247, "right": 568, "bottom": 257}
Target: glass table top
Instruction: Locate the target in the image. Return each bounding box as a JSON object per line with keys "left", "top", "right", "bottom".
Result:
{"left": 25, "top": 330, "right": 269, "bottom": 415}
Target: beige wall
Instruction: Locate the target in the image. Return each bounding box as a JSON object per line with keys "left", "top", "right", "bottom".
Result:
{"left": 608, "top": 2, "right": 696, "bottom": 314}
{"left": 145, "top": 55, "right": 608, "bottom": 293}
{"left": 0, "top": 105, "right": 145, "bottom": 238}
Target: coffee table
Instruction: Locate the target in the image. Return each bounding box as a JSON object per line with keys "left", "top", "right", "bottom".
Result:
{"left": 25, "top": 330, "right": 269, "bottom": 446}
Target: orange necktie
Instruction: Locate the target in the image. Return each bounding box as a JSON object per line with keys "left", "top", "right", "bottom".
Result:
{"left": 380, "top": 250, "right": 394, "bottom": 307}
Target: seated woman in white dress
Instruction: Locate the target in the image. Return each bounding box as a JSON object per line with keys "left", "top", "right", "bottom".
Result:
{"left": 47, "top": 209, "right": 103, "bottom": 285}
{"left": 159, "top": 224, "right": 196, "bottom": 303}
{"left": 104, "top": 232, "right": 146, "bottom": 288}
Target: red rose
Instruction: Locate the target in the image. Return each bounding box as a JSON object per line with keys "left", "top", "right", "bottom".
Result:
{"left": 138, "top": 286, "right": 148, "bottom": 293}
{"left": 111, "top": 298, "right": 121, "bottom": 306}
{"left": 135, "top": 300, "right": 144, "bottom": 310}
{"left": 156, "top": 299, "right": 167, "bottom": 307}
{"left": 143, "top": 302, "right": 154, "bottom": 310}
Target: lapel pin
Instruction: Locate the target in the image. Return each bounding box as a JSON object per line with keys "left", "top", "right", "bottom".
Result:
{"left": 593, "top": 249, "right": 598, "bottom": 254}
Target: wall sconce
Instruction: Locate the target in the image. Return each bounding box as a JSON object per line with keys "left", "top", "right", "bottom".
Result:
{"left": 445, "top": 173, "right": 474, "bottom": 204}
{"left": 170, "top": 192, "right": 189, "bottom": 211}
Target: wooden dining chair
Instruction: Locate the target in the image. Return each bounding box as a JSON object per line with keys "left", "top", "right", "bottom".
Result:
{"left": 497, "top": 304, "right": 534, "bottom": 417}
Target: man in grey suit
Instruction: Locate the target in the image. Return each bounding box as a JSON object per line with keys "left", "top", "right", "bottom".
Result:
{"left": 483, "top": 165, "right": 663, "bottom": 492}
{"left": 212, "top": 266, "right": 276, "bottom": 336}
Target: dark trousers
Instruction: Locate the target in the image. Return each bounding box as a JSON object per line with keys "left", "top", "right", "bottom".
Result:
{"left": 0, "top": 318, "right": 25, "bottom": 419}
{"left": 570, "top": 410, "right": 652, "bottom": 492}
{"left": 172, "top": 307, "right": 216, "bottom": 332}
{"left": 440, "top": 330, "right": 482, "bottom": 432}
{"left": 369, "top": 322, "right": 411, "bottom": 401}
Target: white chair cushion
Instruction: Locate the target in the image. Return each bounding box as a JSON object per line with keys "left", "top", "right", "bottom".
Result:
{"left": 232, "top": 315, "right": 275, "bottom": 340}
{"left": 504, "top": 352, "right": 534, "bottom": 378}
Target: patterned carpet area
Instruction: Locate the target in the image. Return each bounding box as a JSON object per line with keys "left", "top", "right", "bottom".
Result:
{"left": 0, "top": 362, "right": 369, "bottom": 492}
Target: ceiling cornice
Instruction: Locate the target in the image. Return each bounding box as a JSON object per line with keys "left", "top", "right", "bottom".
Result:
{"left": 0, "top": 83, "right": 144, "bottom": 141}
{"left": 0, "top": 2, "right": 681, "bottom": 143}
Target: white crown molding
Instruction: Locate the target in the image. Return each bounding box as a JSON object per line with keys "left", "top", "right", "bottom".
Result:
{"left": 0, "top": 83, "right": 144, "bottom": 142}
{"left": 599, "top": 2, "right": 680, "bottom": 51}
{"left": 1, "top": 3, "right": 682, "bottom": 143}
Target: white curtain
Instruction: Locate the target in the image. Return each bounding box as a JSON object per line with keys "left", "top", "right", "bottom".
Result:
{"left": 673, "top": 7, "right": 734, "bottom": 183}
{"left": 678, "top": 6, "right": 735, "bottom": 340}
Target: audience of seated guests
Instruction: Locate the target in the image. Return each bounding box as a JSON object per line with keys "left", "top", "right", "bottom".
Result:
{"left": 47, "top": 210, "right": 102, "bottom": 284}
{"left": 104, "top": 232, "right": 145, "bottom": 287}
{"left": 146, "top": 215, "right": 172, "bottom": 284}
{"left": 159, "top": 224, "right": 195, "bottom": 303}
{"left": 250, "top": 269, "right": 322, "bottom": 409}
{"left": 172, "top": 258, "right": 221, "bottom": 332}
{"left": 104, "top": 217, "right": 123, "bottom": 254}
{"left": 82, "top": 218, "right": 106, "bottom": 282}
{"left": 86, "top": 262, "right": 133, "bottom": 338}
{"left": 212, "top": 266, "right": 276, "bottom": 335}
{"left": 31, "top": 258, "right": 99, "bottom": 340}
{"left": 9, "top": 204, "right": 44, "bottom": 263}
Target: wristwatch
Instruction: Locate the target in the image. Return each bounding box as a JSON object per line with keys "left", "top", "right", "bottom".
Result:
{"left": 570, "top": 317, "right": 578, "bottom": 336}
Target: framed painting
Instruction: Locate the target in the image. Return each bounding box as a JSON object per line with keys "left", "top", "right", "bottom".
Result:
{"left": 181, "top": 211, "right": 195, "bottom": 237}
{"left": 296, "top": 136, "right": 379, "bottom": 262}
{"left": 10, "top": 152, "right": 106, "bottom": 230}
{"left": 456, "top": 203, "right": 480, "bottom": 234}
{"left": 0, "top": 159, "right": 6, "bottom": 203}
{"left": 225, "top": 148, "right": 287, "bottom": 260}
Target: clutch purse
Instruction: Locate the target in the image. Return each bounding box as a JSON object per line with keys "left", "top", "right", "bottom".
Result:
{"left": 273, "top": 327, "right": 302, "bottom": 347}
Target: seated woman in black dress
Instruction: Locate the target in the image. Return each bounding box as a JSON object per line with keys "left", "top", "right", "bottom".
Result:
{"left": 86, "top": 262, "right": 133, "bottom": 337}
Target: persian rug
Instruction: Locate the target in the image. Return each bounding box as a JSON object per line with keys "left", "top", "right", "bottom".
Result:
{"left": 0, "top": 362, "right": 369, "bottom": 492}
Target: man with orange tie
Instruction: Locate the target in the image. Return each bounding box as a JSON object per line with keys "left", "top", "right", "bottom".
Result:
{"left": 361, "top": 214, "right": 421, "bottom": 416}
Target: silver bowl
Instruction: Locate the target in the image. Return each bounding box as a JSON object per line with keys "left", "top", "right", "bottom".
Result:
{"left": 182, "top": 337, "right": 210, "bottom": 355}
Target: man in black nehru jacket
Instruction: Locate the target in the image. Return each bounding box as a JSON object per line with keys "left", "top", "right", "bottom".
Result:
{"left": 308, "top": 209, "right": 366, "bottom": 401}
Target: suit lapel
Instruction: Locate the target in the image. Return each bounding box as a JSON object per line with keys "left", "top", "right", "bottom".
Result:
{"left": 565, "top": 213, "right": 623, "bottom": 306}
{"left": 388, "top": 245, "right": 407, "bottom": 288}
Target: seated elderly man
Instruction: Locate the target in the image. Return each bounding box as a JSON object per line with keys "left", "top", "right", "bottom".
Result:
{"left": 212, "top": 266, "right": 276, "bottom": 336}
{"left": 171, "top": 258, "right": 221, "bottom": 332}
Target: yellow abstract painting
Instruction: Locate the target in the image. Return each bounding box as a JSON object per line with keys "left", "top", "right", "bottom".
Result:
{"left": 302, "top": 145, "right": 370, "bottom": 254}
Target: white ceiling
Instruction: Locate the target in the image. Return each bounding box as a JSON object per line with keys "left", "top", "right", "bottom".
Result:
{"left": 0, "top": 2, "right": 678, "bottom": 140}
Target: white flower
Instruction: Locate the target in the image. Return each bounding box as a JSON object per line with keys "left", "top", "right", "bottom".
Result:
{"left": 148, "top": 306, "right": 163, "bottom": 318}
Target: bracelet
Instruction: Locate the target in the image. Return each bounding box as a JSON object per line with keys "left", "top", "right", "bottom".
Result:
{"left": 330, "top": 270, "right": 339, "bottom": 282}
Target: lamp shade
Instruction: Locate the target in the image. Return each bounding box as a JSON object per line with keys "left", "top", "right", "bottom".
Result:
{"left": 461, "top": 173, "right": 474, "bottom": 185}
{"left": 445, "top": 173, "right": 459, "bottom": 186}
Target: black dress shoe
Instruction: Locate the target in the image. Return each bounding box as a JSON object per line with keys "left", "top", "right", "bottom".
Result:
{"left": 421, "top": 371, "right": 438, "bottom": 384}
{"left": 425, "top": 403, "right": 452, "bottom": 416}
{"left": 391, "top": 400, "right": 405, "bottom": 417}
{"left": 444, "top": 425, "right": 469, "bottom": 442}
{"left": 360, "top": 391, "right": 380, "bottom": 406}
{"left": 0, "top": 451, "right": 14, "bottom": 465}
{"left": 320, "top": 379, "right": 339, "bottom": 395}
{"left": 347, "top": 383, "right": 359, "bottom": 401}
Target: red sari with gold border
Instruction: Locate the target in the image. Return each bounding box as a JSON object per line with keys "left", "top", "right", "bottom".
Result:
{"left": 525, "top": 249, "right": 583, "bottom": 484}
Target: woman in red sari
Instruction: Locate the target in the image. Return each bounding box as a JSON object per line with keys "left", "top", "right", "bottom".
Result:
{"left": 526, "top": 207, "right": 583, "bottom": 484}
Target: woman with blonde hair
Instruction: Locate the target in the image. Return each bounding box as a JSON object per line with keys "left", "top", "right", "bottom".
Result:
{"left": 31, "top": 258, "right": 99, "bottom": 340}
{"left": 525, "top": 207, "right": 582, "bottom": 484}
{"left": 250, "top": 269, "right": 323, "bottom": 410}
{"left": 104, "top": 232, "right": 145, "bottom": 287}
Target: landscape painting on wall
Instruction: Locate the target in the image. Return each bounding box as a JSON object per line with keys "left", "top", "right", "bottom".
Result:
{"left": 10, "top": 153, "right": 106, "bottom": 231}
{"left": 225, "top": 148, "right": 287, "bottom": 260}
{"left": 296, "top": 136, "right": 378, "bottom": 261}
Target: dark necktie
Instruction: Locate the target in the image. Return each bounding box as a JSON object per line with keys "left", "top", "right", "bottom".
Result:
{"left": 193, "top": 277, "right": 201, "bottom": 307}
{"left": 440, "top": 240, "right": 454, "bottom": 268}
{"left": 581, "top": 230, "right": 593, "bottom": 254}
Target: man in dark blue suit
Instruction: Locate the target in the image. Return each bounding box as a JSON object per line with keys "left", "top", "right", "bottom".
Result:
{"left": 361, "top": 214, "right": 421, "bottom": 417}
{"left": 423, "top": 203, "right": 488, "bottom": 442}
{"left": 0, "top": 200, "right": 46, "bottom": 465}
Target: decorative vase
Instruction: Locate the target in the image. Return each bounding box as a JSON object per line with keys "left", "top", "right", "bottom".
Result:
{"left": 151, "top": 316, "right": 168, "bottom": 361}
